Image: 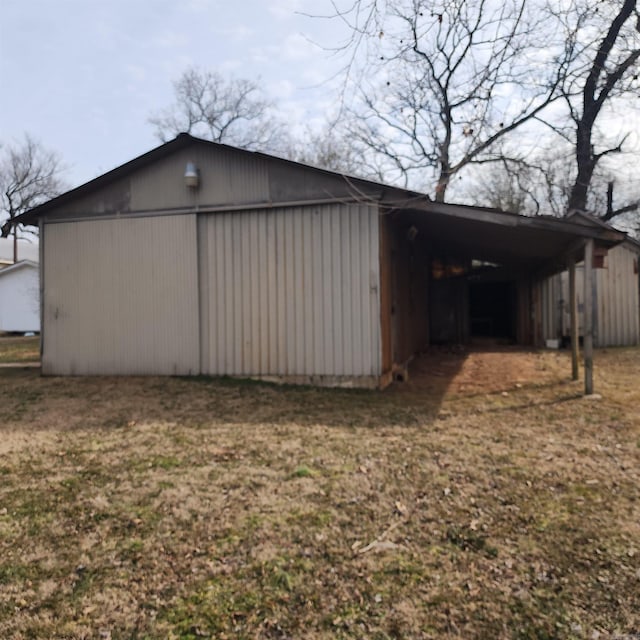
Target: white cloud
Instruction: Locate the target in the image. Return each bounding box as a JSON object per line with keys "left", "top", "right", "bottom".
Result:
{"left": 214, "top": 24, "right": 255, "bottom": 41}
{"left": 185, "top": 0, "right": 218, "bottom": 12}
{"left": 152, "top": 30, "right": 189, "bottom": 49}
{"left": 268, "top": 0, "right": 303, "bottom": 20}
{"left": 125, "top": 64, "right": 147, "bottom": 83}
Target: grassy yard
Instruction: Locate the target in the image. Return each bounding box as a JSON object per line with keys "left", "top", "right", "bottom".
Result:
{"left": 0, "top": 335, "right": 40, "bottom": 363}
{"left": 0, "top": 347, "right": 638, "bottom": 639}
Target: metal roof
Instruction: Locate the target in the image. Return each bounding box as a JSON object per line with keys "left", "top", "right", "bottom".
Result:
{"left": 13, "top": 134, "right": 627, "bottom": 274}
{"left": 393, "top": 201, "right": 624, "bottom": 273}
{"left": 0, "top": 259, "right": 39, "bottom": 277}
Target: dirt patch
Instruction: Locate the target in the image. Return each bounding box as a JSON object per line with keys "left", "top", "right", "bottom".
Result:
{"left": 402, "top": 345, "right": 566, "bottom": 396}
{"left": 0, "top": 348, "right": 639, "bottom": 639}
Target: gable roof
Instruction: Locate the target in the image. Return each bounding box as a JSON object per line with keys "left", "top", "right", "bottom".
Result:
{"left": 15, "top": 133, "right": 423, "bottom": 226}
{"left": 13, "top": 134, "right": 627, "bottom": 274}
{"left": 0, "top": 259, "right": 39, "bottom": 277}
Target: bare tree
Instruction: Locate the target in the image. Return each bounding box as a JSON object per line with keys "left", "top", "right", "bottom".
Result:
{"left": 320, "top": 0, "right": 570, "bottom": 201}
{"left": 470, "top": 0, "right": 640, "bottom": 224}
{"left": 552, "top": 0, "right": 640, "bottom": 217}
{"left": 286, "top": 120, "right": 386, "bottom": 177}
{"left": 470, "top": 156, "right": 544, "bottom": 215}
{"left": 467, "top": 139, "right": 639, "bottom": 230}
{"left": 0, "top": 135, "right": 65, "bottom": 263}
{"left": 150, "top": 68, "right": 286, "bottom": 153}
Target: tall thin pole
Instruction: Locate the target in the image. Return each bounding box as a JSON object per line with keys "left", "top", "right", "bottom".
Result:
{"left": 583, "top": 239, "right": 594, "bottom": 395}
{"left": 12, "top": 224, "right": 18, "bottom": 263}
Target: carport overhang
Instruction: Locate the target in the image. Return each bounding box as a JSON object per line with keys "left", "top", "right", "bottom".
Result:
{"left": 378, "top": 197, "right": 626, "bottom": 396}
{"left": 383, "top": 199, "right": 624, "bottom": 275}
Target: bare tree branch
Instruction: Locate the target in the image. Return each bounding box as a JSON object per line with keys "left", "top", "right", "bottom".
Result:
{"left": 323, "top": 0, "right": 570, "bottom": 201}
{"left": 149, "top": 68, "right": 287, "bottom": 154}
{"left": 0, "top": 135, "right": 66, "bottom": 262}
{"left": 562, "top": 0, "right": 640, "bottom": 214}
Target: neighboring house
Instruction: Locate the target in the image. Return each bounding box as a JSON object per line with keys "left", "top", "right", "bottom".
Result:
{"left": 0, "top": 237, "right": 39, "bottom": 268}
{"left": 541, "top": 237, "right": 640, "bottom": 347}
{"left": 0, "top": 260, "right": 40, "bottom": 333}
{"left": 16, "top": 134, "right": 626, "bottom": 386}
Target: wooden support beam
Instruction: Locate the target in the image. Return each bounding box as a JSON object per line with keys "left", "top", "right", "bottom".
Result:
{"left": 569, "top": 259, "right": 579, "bottom": 381}
{"left": 583, "top": 238, "right": 594, "bottom": 395}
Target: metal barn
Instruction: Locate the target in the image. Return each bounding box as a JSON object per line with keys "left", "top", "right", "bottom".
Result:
{"left": 541, "top": 239, "right": 640, "bottom": 347}
{"left": 18, "top": 134, "right": 627, "bottom": 388}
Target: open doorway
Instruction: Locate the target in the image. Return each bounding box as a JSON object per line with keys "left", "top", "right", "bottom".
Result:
{"left": 468, "top": 281, "right": 516, "bottom": 342}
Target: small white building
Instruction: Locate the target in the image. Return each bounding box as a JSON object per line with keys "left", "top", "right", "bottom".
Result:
{"left": 0, "top": 260, "right": 40, "bottom": 333}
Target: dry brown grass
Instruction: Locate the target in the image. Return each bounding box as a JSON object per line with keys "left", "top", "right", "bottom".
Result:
{"left": 0, "top": 347, "right": 639, "bottom": 639}
{"left": 0, "top": 335, "right": 39, "bottom": 363}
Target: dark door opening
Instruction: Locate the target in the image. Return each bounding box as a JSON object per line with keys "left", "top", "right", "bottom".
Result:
{"left": 469, "top": 282, "right": 516, "bottom": 340}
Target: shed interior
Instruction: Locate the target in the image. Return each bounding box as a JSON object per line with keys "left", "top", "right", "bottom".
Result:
{"left": 380, "top": 202, "right": 618, "bottom": 374}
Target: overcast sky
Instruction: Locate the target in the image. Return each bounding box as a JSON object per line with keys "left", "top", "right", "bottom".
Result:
{"left": 1, "top": 0, "right": 343, "bottom": 188}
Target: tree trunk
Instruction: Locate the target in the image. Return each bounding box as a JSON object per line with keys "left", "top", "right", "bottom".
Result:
{"left": 567, "top": 120, "right": 596, "bottom": 214}
{"left": 434, "top": 173, "right": 449, "bottom": 202}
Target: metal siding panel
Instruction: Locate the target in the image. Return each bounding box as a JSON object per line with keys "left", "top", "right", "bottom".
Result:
{"left": 44, "top": 216, "right": 199, "bottom": 375}
{"left": 332, "top": 209, "right": 344, "bottom": 375}
{"left": 212, "top": 214, "right": 225, "bottom": 374}
{"left": 331, "top": 211, "right": 349, "bottom": 375}
{"left": 312, "top": 209, "right": 325, "bottom": 374}
{"left": 257, "top": 213, "right": 269, "bottom": 374}
{"left": 197, "top": 216, "right": 209, "bottom": 375}
{"left": 362, "top": 207, "right": 374, "bottom": 374}
{"left": 130, "top": 147, "right": 270, "bottom": 212}
{"left": 241, "top": 213, "right": 252, "bottom": 374}
{"left": 223, "top": 215, "right": 234, "bottom": 372}
{"left": 198, "top": 203, "right": 381, "bottom": 380}
{"left": 340, "top": 210, "right": 353, "bottom": 375}
{"left": 552, "top": 245, "right": 640, "bottom": 347}
{"left": 250, "top": 211, "right": 261, "bottom": 374}
{"left": 349, "top": 207, "right": 362, "bottom": 374}
{"left": 611, "top": 244, "right": 639, "bottom": 345}
{"left": 370, "top": 210, "right": 381, "bottom": 375}
{"left": 285, "top": 210, "right": 296, "bottom": 374}
{"left": 303, "top": 209, "right": 315, "bottom": 375}
{"left": 266, "top": 213, "right": 278, "bottom": 372}
{"left": 276, "top": 211, "right": 287, "bottom": 373}
{"left": 294, "top": 210, "right": 305, "bottom": 374}
{"left": 321, "top": 213, "right": 336, "bottom": 372}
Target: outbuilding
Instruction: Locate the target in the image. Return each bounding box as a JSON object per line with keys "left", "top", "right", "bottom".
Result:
{"left": 0, "top": 260, "right": 40, "bottom": 333}
{"left": 542, "top": 236, "right": 640, "bottom": 348}
{"left": 17, "top": 134, "right": 626, "bottom": 388}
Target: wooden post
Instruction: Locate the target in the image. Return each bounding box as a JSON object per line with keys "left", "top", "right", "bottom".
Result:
{"left": 583, "top": 239, "right": 594, "bottom": 395}
{"left": 569, "top": 259, "right": 579, "bottom": 381}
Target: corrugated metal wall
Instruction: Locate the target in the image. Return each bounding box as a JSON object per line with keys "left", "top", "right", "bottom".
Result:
{"left": 594, "top": 243, "right": 639, "bottom": 346}
{"left": 539, "top": 274, "right": 563, "bottom": 341}
{"left": 541, "top": 244, "right": 640, "bottom": 347}
{"left": 42, "top": 215, "right": 200, "bottom": 375}
{"left": 198, "top": 203, "right": 382, "bottom": 380}
{"left": 130, "top": 147, "right": 270, "bottom": 212}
